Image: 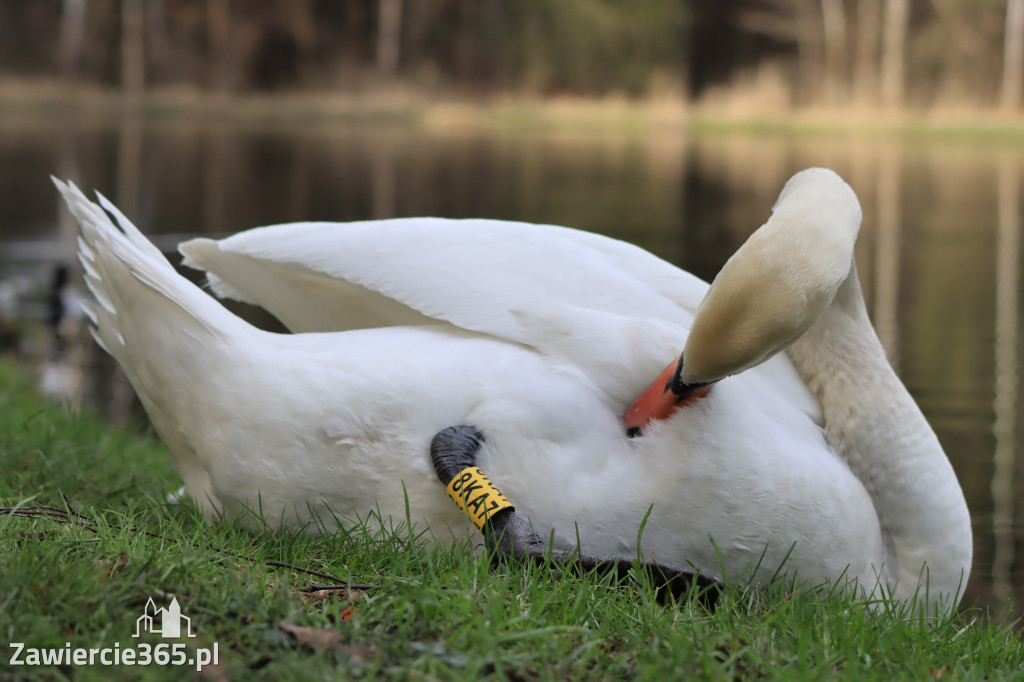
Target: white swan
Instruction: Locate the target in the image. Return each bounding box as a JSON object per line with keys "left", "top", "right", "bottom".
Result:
{"left": 55, "top": 168, "right": 971, "bottom": 611}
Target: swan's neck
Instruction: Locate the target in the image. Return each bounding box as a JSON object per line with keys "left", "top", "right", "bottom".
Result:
{"left": 785, "top": 263, "right": 972, "bottom": 609}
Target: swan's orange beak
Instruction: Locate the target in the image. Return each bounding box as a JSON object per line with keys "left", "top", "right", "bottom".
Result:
{"left": 624, "top": 354, "right": 712, "bottom": 437}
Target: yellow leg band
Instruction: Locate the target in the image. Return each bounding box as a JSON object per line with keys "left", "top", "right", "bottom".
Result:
{"left": 445, "top": 467, "right": 514, "bottom": 531}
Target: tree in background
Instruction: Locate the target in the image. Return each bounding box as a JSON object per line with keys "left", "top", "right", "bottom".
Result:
{"left": 1003, "top": 0, "right": 1024, "bottom": 108}
{"left": 854, "top": 0, "right": 880, "bottom": 105}
{"left": 880, "top": 0, "right": 909, "bottom": 108}
{"left": 120, "top": 0, "right": 144, "bottom": 96}
{"left": 0, "top": 0, "right": 1021, "bottom": 110}
{"left": 377, "top": 0, "right": 402, "bottom": 77}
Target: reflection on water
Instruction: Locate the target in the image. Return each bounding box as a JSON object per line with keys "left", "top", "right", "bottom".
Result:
{"left": 994, "top": 155, "right": 1020, "bottom": 607}
{"left": 0, "top": 115, "right": 1020, "bottom": 618}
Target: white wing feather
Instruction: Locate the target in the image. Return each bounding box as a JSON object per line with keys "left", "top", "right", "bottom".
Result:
{"left": 181, "top": 218, "right": 705, "bottom": 334}
{"left": 181, "top": 217, "right": 820, "bottom": 417}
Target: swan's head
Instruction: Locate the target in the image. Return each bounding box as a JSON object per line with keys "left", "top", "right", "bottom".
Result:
{"left": 626, "top": 168, "right": 862, "bottom": 433}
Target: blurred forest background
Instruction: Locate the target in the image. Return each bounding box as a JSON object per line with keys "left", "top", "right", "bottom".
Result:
{"left": 3, "top": 0, "right": 1024, "bottom": 114}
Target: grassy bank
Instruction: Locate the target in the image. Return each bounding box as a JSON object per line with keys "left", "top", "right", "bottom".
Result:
{"left": 5, "top": 80, "right": 1024, "bottom": 141}
{"left": 1, "top": 359, "right": 1023, "bottom": 680}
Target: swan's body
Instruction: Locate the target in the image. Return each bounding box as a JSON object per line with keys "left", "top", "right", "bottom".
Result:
{"left": 56, "top": 169, "right": 971, "bottom": 611}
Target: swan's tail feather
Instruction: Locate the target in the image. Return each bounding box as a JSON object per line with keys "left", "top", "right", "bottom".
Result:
{"left": 54, "top": 177, "right": 242, "bottom": 516}
{"left": 53, "top": 177, "right": 252, "bottom": 362}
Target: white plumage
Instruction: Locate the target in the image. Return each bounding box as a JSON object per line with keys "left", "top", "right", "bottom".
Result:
{"left": 55, "top": 168, "right": 971, "bottom": 612}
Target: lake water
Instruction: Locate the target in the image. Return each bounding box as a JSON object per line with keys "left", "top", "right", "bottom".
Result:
{"left": 0, "top": 114, "right": 1020, "bottom": 618}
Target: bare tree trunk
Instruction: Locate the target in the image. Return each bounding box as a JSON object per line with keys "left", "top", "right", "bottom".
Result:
{"left": 485, "top": 0, "right": 507, "bottom": 89}
{"left": 377, "top": 0, "right": 402, "bottom": 76}
{"left": 207, "top": 0, "right": 231, "bottom": 92}
{"left": 880, "top": 0, "right": 910, "bottom": 108}
{"left": 795, "top": 2, "right": 822, "bottom": 105}
{"left": 286, "top": 0, "right": 317, "bottom": 84}
{"left": 1002, "top": 0, "right": 1024, "bottom": 109}
{"left": 144, "top": 0, "right": 173, "bottom": 86}
{"left": 59, "top": 0, "right": 87, "bottom": 83}
{"left": 820, "top": 0, "right": 848, "bottom": 105}
{"left": 121, "top": 0, "right": 146, "bottom": 97}
{"left": 854, "top": 0, "right": 880, "bottom": 106}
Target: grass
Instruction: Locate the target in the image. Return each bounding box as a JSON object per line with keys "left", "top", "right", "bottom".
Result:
{"left": 1, "top": 360, "right": 1023, "bottom": 681}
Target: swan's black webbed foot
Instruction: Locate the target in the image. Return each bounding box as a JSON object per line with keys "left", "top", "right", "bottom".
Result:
{"left": 429, "top": 425, "right": 722, "bottom": 608}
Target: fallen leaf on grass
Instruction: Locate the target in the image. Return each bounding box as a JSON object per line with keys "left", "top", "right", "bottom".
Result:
{"left": 299, "top": 587, "right": 364, "bottom": 604}
{"left": 277, "top": 621, "right": 376, "bottom": 662}
{"left": 298, "top": 586, "right": 366, "bottom": 604}
{"left": 97, "top": 552, "right": 129, "bottom": 584}
{"left": 299, "top": 589, "right": 332, "bottom": 604}
{"left": 278, "top": 621, "right": 343, "bottom": 651}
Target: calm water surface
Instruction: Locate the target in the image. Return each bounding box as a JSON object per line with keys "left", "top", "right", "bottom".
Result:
{"left": 0, "top": 116, "right": 1020, "bottom": 618}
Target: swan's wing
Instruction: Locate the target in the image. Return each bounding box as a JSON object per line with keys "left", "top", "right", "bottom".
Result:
{"left": 180, "top": 218, "right": 707, "bottom": 405}
{"left": 181, "top": 218, "right": 820, "bottom": 419}
{"left": 181, "top": 234, "right": 437, "bottom": 333}
{"left": 180, "top": 218, "right": 706, "bottom": 338}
